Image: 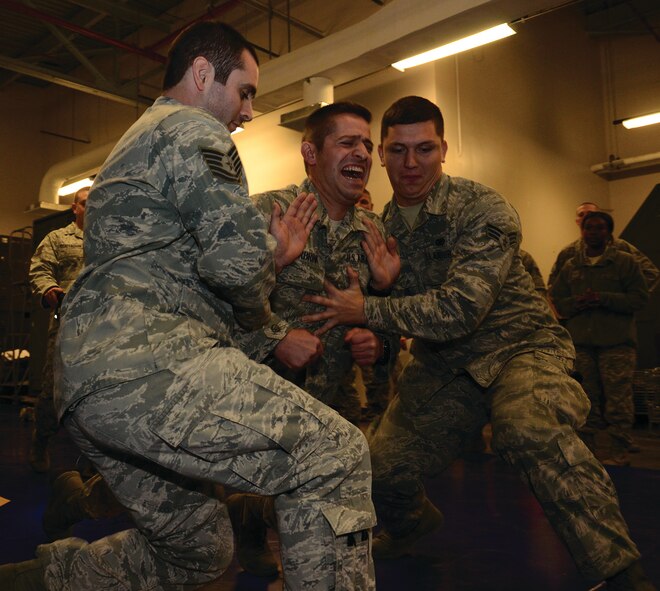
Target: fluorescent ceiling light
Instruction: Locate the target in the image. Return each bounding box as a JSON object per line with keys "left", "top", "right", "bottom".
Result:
{"left": 57, "top": 177, "right": 93, "bottom": 197}
{"left": 392, "top": 23, "right": 516, "bottom": 72}
{"left": 620, "top": 111, "right": 660, "bottom": 129}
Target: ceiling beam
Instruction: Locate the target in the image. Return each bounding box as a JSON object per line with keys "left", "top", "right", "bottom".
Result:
{"left": 21, "top": 0, "right": 110, "bottom": 85}
{"left": 66, "top": 0, "right": 174, "bottom": 33}
{"left": 0, "top": 0, "right": 166, "bottom": 63}
{"left": 242, "top": 0, "right": 325, "bottom": 38}
{"left": 0, "top": 54, "right": 153, "bottom": 107}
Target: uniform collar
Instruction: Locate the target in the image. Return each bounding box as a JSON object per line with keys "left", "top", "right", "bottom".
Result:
{"left": 577, "top": 240, "right": 617, "bottom": 265}
{"left": 66, "top": 221, "right": 83, "bottom": 240}
{"left": 383, "top": 174, "right": 449, "bottom": 231}
{"left": 300, "top": 177, "right": 369, "bottom": 234}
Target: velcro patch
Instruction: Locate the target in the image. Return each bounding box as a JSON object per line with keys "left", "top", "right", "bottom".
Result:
{"left": 485, "top": 223, "right": 518, "bottom": 251}
{"left": 200, "top": 146, "right": 242, "bottom": 184}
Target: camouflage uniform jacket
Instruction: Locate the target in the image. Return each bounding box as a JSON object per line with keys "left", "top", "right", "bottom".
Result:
{"left": 549, "top": 244, "right": 649, "bottom": 347}
{"left": 364, "top": 174, "right": 574, "bottom": 387}
{"left": 240, "top": 178, "right": 389, "bottom": 401}
{"left": 29, "top": 221, "right": 83, "bottom": 306}
{"left": 519, "top": 249, "right": 547, "bottom": 295}
{"left": 549, "top": 237, "right": 658, "bottom": 292}
{"left": 55, "top": 96, "right": 276, "bottom": 419}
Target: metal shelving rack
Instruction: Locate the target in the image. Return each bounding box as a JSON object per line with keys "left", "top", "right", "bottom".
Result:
{"left": 0, "top": 227, "right": 34, "bottom": 404}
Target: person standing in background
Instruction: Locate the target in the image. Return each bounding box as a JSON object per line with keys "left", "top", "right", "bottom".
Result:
{"left": 548, "top": 202, "right": 658, "bottom": 292}
{"left": 550, "top": 211, "right": 649, "bottom": 466}
{"left": 27, "top": 186, "right": 88, "bottom": 472}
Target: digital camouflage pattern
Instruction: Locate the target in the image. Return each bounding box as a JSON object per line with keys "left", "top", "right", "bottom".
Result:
{"left": 550, "top": 245, "right": 649, "bottom": 348}
{"left": 550, "top": 244, "right": 649, "bottom": 452}
{"left": 241, "top": 177, "right": 392, "bottom": 420}
{"left": 44, "top": 96, "right": 374, "bottom": 590}
{"left": 364, "top": 174, "right": 640, "bottom": 582}
{"left": 576, "top": 344, "right": 637, "bottom": 449}
{"left": 548, "top": 237, "right": 659, "bottom": 292}
{"left": 29, "top": 222, "right": 84, "bottom": 445}
{"left": 365, "top": 174, "right": 572, "bottom": 386}
{"left": 30, "top": 221, "right": 84, "bottom": 303}
{"left": 519, "top": 248, "right": 547, "bottom": 295}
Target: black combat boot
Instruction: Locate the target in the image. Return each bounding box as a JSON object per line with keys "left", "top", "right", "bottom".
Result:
{"left": 606, "top": 561, "right": 657, "bottom": 590}
{"left": 226, "top": 493, "right": 279, "bottom": 577}
{"left": 42, "top": 471, "right": 89, "bottom": 540}
{"left": 372, "top": 498, "right": 444, "bottom": 559}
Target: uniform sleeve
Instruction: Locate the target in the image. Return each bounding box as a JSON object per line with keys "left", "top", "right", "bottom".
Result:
{"left": 521, "top": 250, "right": 547, "bottom": 294}
{"left": 598, "top": 257, "right": 650, "bottom": 313}
{"left": 548, "top": 264, "right": 578, "bottom": 318}
{"left": 29, "top": 234, "right": 60, "bottom": 305}
{"left": 231, "top": 311, "right": 290, "bottom": 362}
{"left": 618, "top": 240, "right": 659, "bottom": 292}
{"left": 547, "top": 244, "right": 574, "bottom": 291}
{"left": 365, "top": 197, "right": 520, "bottom": 343}
{"left": 164, "top": 116, "right": 277, "bottom": 331}
{"left": 228, "top": 189, "right": 300, "bottom": 356}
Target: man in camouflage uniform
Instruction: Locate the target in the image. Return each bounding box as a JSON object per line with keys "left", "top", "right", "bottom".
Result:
{"left": 520, "top": 248, "right": 547, "bottom": 296}
{"left": 227, "top": 101, "right": 398, "bottom": 577}
{"left": 28, "top": 186, "right": 88, "bottom": 472}
{"left": 0, "top": 22, "right": 375, "bottom": 591}
{"left": 548, "top": 201, "right": 658, "bottom": 292}
{"left": 304, "top": 96, "right": 655, "bottom": 590}
{"left": 247, "top": 116, "right": 397, "bottom": 422}
{"left": 550, "top": 211, "right": 649, "bottom": 466}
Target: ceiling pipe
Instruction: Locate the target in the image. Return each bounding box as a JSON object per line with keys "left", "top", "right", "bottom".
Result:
{"left": 0, "top": 0, "right": 166, "bottom": 64}
{"left": 37, "top": 140, "right": 116, "bottom": 207}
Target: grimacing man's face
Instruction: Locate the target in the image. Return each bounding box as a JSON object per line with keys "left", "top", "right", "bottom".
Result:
{"left": 305, "top": 113, "right": 373, "bottom": 210}
{"left": 379, "top": 120, "right": 447, "bottom": 207}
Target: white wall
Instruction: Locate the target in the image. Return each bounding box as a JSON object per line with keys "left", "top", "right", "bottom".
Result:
{"left": 2, "top": 2, "right": 657, "bottom": 285}
{"left": 231, "top": 3, "right": 660, "bottom": 281}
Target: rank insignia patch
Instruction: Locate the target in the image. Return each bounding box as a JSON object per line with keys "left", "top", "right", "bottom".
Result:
{"left": 200, "top": 146, "right": 242, "bottom": 184}
{"left": 485, "top": 223, "right": 518, "bottom": 251}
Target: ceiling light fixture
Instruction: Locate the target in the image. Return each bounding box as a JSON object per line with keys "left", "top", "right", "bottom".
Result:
{"left": 391, "top": 23, "right": 516, "bottom": 72}
{"left": 614, "top": 111, "right": 660, "bottom": 129}
{"left": 57, "top": 177, "right": 93, "bottom": 197}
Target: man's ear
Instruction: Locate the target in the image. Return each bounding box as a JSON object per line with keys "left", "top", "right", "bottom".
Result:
{"left": 191, "top": 56, "right": 213, "bottom": 91}
{"left": 301, "top": 141, "right": 317, "bottom": 167}
{"left": 378, "top": 144, "right": 385, "bottom": 167}
{"left": 441, "top": 139, "right": 448, "bottom": 163}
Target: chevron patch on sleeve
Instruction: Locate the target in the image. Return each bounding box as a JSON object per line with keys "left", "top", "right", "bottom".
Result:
{"left": 200, "top": 146, "right": 242, "bottom": 184}
{"left": 485, "top": 223, "right": 518, "bottom": 251}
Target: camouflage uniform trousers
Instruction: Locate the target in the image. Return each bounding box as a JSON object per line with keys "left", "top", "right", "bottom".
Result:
{"left": 368, "top": 350, "right": 640, "bottom": 582}
{"left": 39, "top": 348, "right": 375, "bottom": 591}
{"left": 575, "top": 344, "right": 637, "bottom": 450}
{"left": 33, "top": 321, "right": 61, "bottom": 445}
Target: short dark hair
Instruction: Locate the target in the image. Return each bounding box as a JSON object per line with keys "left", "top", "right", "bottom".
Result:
{"left": 380, "top": 96, "right": 444, "bottom": 143}
{"left": 162, "top": 21, "right": 258, "bottom": 90}
{"left": 581, "top": 210, "right": 614, "bottom": 233}
{"left": 302, "top": 102, "right": 372, "bottom": 151}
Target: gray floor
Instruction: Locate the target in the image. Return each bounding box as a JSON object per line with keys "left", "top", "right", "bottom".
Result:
{"left": 1, "top": 402, "right": 659, "bottom": 590}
